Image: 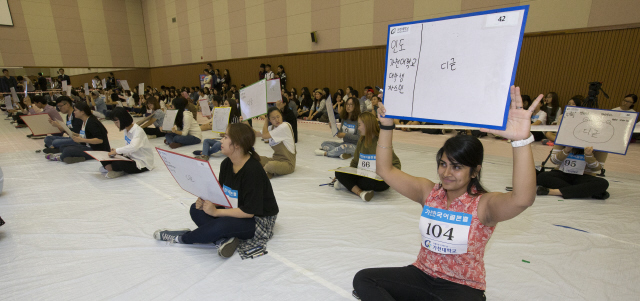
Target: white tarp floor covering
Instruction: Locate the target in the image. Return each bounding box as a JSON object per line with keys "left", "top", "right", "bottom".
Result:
{"left": 1, "top": 117, "right": 639, "bottom": 300}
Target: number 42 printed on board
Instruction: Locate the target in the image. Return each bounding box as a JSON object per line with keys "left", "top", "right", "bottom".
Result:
{"left": 485, "top": 11, "right": 520, "bottom": 27}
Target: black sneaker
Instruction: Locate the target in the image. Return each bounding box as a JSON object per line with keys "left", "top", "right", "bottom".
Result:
{"left": 217, "top": 237, "right": 240, "bottom": 258}
{"left": 592, "top": 191, "right": 610, "bottom": 200}
{"left": 26, "top": 134, "right": 33, "bottom": 138}
{"left": 536, "top": 186, "right": 550, "bottom": 196}
{"left": 43, "top": 148, "right": 60, "bottom": 154}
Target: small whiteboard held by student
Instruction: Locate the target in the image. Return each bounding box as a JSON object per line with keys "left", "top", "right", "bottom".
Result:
{"left": 266, "top": 78, "right": 281, "bottom": 104}
{"left": 325, "top": 94, "right": 338, "bottom": 136}
{"left": 211, "top": 107, "right": 231, "bottom": 134}
{"left": 4, "top": 95, "right": 12, "bottom": 110}
{"left": 84, "top": 151, "right": 133, "bottom": 162}
{"left": 84, "top": 83, "right": 89, "bottom": 95}
{"left": 199, "top": 99, "right": 212, "bottom": 117}
{"left": 162, "top": 109, "right": 178, "bottom": 132}
{"left": 61, "top": 81, "right": 68, "bottom": 95}
{"left": 138, "top": 83, "right": 144, "bottom": 96}
{"left": 382, "top": 6, "right": 528, "bottom": 130}
{"left": 157, "top": 148, "right": 234, "bottom": 208}
{"left": 56, "top": 120, "right": 74, "bottom": 137}
{"left": 239, "top": 79, "right": 268, "bottom": 120}
{"left": 554, "top": 106, "right": 638, "bottom": 155}
{"left": 120, "top": 80, "right": 130, "bottom": 91}
{"left": 20, "top": 114, "right": 62, "bottom": 136}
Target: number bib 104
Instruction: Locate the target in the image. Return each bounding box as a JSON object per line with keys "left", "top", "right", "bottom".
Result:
{"left": 419, "top": 206, "right": 472, "bottom": 255}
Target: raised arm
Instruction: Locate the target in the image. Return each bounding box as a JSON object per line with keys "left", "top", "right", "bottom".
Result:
{"left": 376, "top": 103, "right": 435, "bottom": 205}
{"left": 478, "top": 86, "right": 543, "bottom": 227}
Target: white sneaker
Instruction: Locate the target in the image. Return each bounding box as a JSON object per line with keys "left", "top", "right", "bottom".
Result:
{"left": 105, "top": 171, "right": 125, "bottom": 179}
{"left": 153, "top": 228, "right": 190, "bottom": 242}
{"left": 334, "top": 180, "right": 344, "bottom": 190}
{"left": 210, "top": 151, "right": 224, "bottom": 157}
{"left": 147, "top": 135, "right": 156, "bottom": 139}
{"left": 359, "top": 190, "right": 374, "bottom": 202}
{"left": 99, "top": 166, "right": 108, "bottom": 173}
{"left": 340, "top": 153, "right": 352, "bottom": 160}
{"left": 314, "top": 149, "right": 326, "bottom": 156}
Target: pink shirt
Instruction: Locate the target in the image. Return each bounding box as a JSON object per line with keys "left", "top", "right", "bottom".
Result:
{"left": 30, "top": 104, "right": 62, "bottom": 122}
{"left": 413, "top": 184, "right": 495, "bottom": 290}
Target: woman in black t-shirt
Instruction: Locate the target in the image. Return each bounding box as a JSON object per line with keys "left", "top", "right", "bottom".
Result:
{"left": 154, "top": 123, "right": 279, "bottom": 259}
{"left": 46, "top": 102, "right": 110, "bottom": 164}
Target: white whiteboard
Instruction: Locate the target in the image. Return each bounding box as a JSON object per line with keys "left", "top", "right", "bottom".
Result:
{"left": 138, "top": 83, "right": 144, "bottom": 96}
{"left": 120, "top": 80, "right": 130, "bottom": 91}
{"left": 84, "top": 83, "right": 89, "bottom": 95}
{"left": 555, "top": 107, "right": 638, "bottom": 155}
{"left": 325, "top": 95, "right": 338, "bottom": 136}
{"left": 239, "top": 79, "right": 268, "bottom": 120}
{"left": 21, "top": 114, "right": 62, "bottom": 136}
{"left": 0, "top": 0, "right": 12, "bottom": 26}
{"left": 4, "top": 95, "right": 12, "bottom": 110}
{"left": 199, "top": 99, "right": 211, "bottom": 117}
{"left": 156, "top": 148, "right": 233, "bottom": 208}
{"left": 162, "top": 109, "right": 177, "bottom": 132}
{"left": 211, "top": 107, "right": 231, "bottom": 134}
{"left": 266, "top": 78, "right": 281, "bottom": 103}
{"left": 382, "top": 6, "right": 528, "bottom": 130}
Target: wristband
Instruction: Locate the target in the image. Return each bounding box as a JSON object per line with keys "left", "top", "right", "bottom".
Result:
{"left": 379, "top": 122, "right": 395, "bottom": 130}
{"left": 511, "top": 134, "right": 534, "bottom": 147}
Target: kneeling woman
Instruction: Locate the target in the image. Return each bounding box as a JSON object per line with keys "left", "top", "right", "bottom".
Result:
{"left": 256, "top": 107, "right": 296, "bottom": 178}
{"left": 47, "top": 102, "right": 110, "bottom": 164}
{"left": 164, "top": 97, "right": 202, "bottom": 149}
{"left": 353, "top": 87, "right": 541, "bottom": 300}
{"left": 536, "top": 145, "right": 609, "bottom": 199}
{"left": 101, "top": 108, "right": 154, "bottom": 179}
{"left": 334, "top": 112, "right": 400, "bottom": 202}
{"left": 154, "top": 123, "right": 279, "bottom": 258}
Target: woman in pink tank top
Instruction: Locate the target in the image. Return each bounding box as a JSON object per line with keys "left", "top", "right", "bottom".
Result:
{"left": 352, "top": 86, "right": 542, "bottom": 300}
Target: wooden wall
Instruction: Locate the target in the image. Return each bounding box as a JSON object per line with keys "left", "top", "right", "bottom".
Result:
{"left": 73, "top": 25, "right": 640, "bottom": 111}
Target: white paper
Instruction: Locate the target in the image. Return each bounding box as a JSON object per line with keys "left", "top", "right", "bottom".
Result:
{"left": 67, "top": 86, "right": 72, "bottom": 96}
{"left": 211, "top": 107, "right": 231, "bottom": 133}
{"left": 120, "top": 80, "right": 130, "bottom": 91}
{"left": 325, "top": 95, "right": 338, "bottom": 136}
{"left": 56, "top": 120, "right": 74, "bottom": 137}
{"left": 162, "top": 109, "right": 178, "bottom": 132}
{"left": 61, "top": 81, "right": 68, "bottom": 95}
{"left": 156, "top": 148, "right": 233, "bottom": 207}
{"left": 84, "top": 83, "right": 89, "bottom": 95}
{"left": 92, "top": 79, "right": 97, "bottom": 89}
{"left": 239, "top": 79, "right": 268, "bottom": 120}
{"left": 266, "top": 78, "right": 281, "bottom": 103}
{"left": 84, "top": 151, "right": 133, "bottom": 162}
{"left": 4, "top": 95, "right": 12, "bottom": 110}
{"left": 101, "top": 78, "right": 106, "bottom": 88}
{"left": 331, "top": 166, "right": 383, "bottom": 181}
{"left": 138, "top": 83, "right": 144, "bottom": 96}
{"left": 383, "top": 8, "right": 526, "bottom": 130}
{"left": 199, "top": 99, "right": 211, "bottom": 117}
{"left": 554, "top": 107, "right": 639, "bottom": 155}
{"left": 20, "top": 114, "right": 62, "bottom": 136}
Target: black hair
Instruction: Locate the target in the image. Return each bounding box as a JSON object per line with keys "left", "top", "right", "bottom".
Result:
{"left": 73, "top": 101, "right": 93, "bottom": 117}
{"left": 352, "top": 90, "right": 359, "bottom": 98}
{"left": 265, "top": 64, "right": 271, "bottom": 68}
{"left": 570, "top": 95, "right": 584, "bottom": 107}
{"left": 59, "top": 68, "right": 64, "bottom": 71}
{"left": 277, "top": 65, "right": 284, "bottom": 71}
{"left": 32, "top": 95, "right": 47, "bottom": 105}
{"left": 2, "top": 69, "right": 8, "bottom": 73}
{"left": 364, "top": 86, "right": 372, "bottom": 90}
{"left": 260, "top": 64, "right": 265, "bottom": 68}
{"left": 56, "top": 96, "right": 73, "bottom": 105}
{"left": 625, "top": 94, "right": 638, "bottom": 105}
{"left": 436, "top": 135, "right": 487, "bottom": 196}
{"left": 267, "top": 106, "right": 283, "bottom": 118}
{"left": 323, "top": 87, "right": 331, "bottom": 98}
{"left": 16, "top": 76, "right": 24, "bottom": 81}
{"left": 521, "top": 95, "right": 531, "bottom": 110}
{"left": 172, "top": 97, "right": 188, "bottom": 130}
{"left": 110, "top": 107, "right": 133, "bottom": 131}
{"left": 38, "top": 72, "right": 43, "bottom": 76}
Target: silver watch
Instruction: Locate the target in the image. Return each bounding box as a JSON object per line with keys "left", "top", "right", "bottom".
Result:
{"left": 511, "top": 134, "right": 535, "bottom": 147}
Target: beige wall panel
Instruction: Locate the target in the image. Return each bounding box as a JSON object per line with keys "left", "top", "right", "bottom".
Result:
{"left": 461, "top": 0, "right": 520, "bottom": 13}
{"left": 413, "top": 0, "right": 461, "bottom": 20}
{"left": 229, "top": 1, "right": 249, "bottom": 59}
{"left": 373, "top": 0, "right": 414, "bottom": 45}
{"left": 214, "top": 0, "right": 232, "bottom": 60}
{"left": 145, "top": 0, "right": 163, "bottom": 67}
{"left": 0, "top": 1, "right": 33, "bottom": 66}
{"left": 126, "top": 0, "right": 150, "bottom": 67}
{"left": 165, "top": 0, "right": 182, "bottom": 65}
{"left": 156, "top": 1, "right": 172, "bottom": 66}
{"left": 187, "top": 0, "right": 204, "bottom": 63}
{"left": 311, "top": 0, "right": 340, "bottom": 51}
{"left": 588, "top": 0, "right": 640, "bottom": 27}
{"left": 340, "top": 0, "right": 374, "bottom": 48}
{"left": 525, "top": 0, "right": 592, "bottom": 33}
{"left": 246, "top": 0, "right": 267, "bottom": 57}
{"left": 21, "top": 1, "right": 62, "bottom": 66}
{"left": 265, "top": 0, "right": 287, "bottom": 55}
{"left": 78, "top": 1, "right": 112, "bottom": 67}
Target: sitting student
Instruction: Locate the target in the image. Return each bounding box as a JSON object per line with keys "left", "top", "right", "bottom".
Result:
{"left": 334, "top": 112, "right": 401, "bottom": 202}
{"left": 256, "top": 107, "right": 296, "bottom": 178}
{"left": 101, "top": 108, "right": 154, "bottom": 179}
{"left": 194, "top": 99, "right": 242, "bottom": 160}
{"left": 153, "top": 123, "right": 279, "bottom": 259}
{"left": 395, "top": 119, "right": 421, "bottom": 132}
{"left": 542, "top": 95, "right": 584, "bottom": 145}
{"left": 275, "top": 96, "right": 298, "bottom": 143}
{"left": 370, "top": 95, "right": 381, "bottom": 115}
{"left": 315, "top": 97, "right": 361, "bottom": 159}
{"left": 530, "top": 99, "right": 547, "bottom": 141}
{"left": 164, "top": 97, "right": 202, "bottom": 149}
{"left": 307, "top": 89, "right": 327, "bottom": 121}
{"left": 46, "top": 102, "right": 110, "bottom": 164}
{"left": 612, "top": 94, "right": 637, "bottom": 112}
{"left": 543, "top": 92, "right": 562, "bottom": 125}
{"left": 536, "top": 145, "right": 609, "bottom": 199}
{"left": 14, "top": 95, "right": 63, "bottom": 128}
{"left": 297, "top": 89, "right": 313, "bottom": 118}
{"left": 138, "top": 98, "right": 166, "bottom": 138}
{"left": 43, "top": 96, "right": 83, "bottom": 154}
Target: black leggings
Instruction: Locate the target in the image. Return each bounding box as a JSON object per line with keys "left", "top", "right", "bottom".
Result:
{"left": 103, "top": 160, "right": 149, "bottom": 174}
{"left": 353, "top": 265, "right": 486, "bottom": 301}
{"left": 143, "top": 127, "right": 166, "bottom": 137}
{"left": 335, "top": 172, "right": 390, "bottom": 192}
{"left": 537, "top": 169, "right": 609, "bottom": 199}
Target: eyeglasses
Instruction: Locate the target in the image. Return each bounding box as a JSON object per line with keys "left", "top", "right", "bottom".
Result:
{"left": 346, "top": 103, "right": 354, "bottom": 107}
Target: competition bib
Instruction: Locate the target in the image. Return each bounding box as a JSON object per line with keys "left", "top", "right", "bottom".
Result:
{"left": 79, "top": 130, "right": 86, "bottom": 139}
{"left": 419, "top": 206, "right": 472, "bottom": 255}
{"left": 344, "top": 123, "right": 356, "bottom": 135}
{"left": 66, "top": 119, "right": 72, "bottom": 128}
{"left": 358, "top": 153, "right": 376, "bottom": 173}
{"left": 222, "top": 185, "right": 239, "bottom": 208}
{"left": 124, "top": 134, "right": 131, "bottom": 145}
{"left": 560, "top": 153, "right": 586, "bottom": 175}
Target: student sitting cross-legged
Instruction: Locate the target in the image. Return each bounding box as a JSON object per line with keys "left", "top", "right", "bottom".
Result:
{"left": 43, "top": 96, "right": 83, "bottom": 154}
{"left": 334, "top": 112, "right": 401, "bottom": 202}
{"left": 194, "top": 99, "right": 242, "bottom": 160}
{"left": 163, "top": 97, "right": 202, "bottom": 149}
{"left": 99, "top": 108, "right": 154, "bottom": 179}
{"left": 46, "top": 102, "right": 110, "bottom": 164}
{"left": 315, "top": 97, "right": 361, "bottom": 159}
{"left": 137, "top": 97, "right": 166, "bottom": 139}
{"left": 153, "top": 123, "right": 279, "bottom": 259}
{"left": 255, "top": 107, "right": 297, "bottom": 178}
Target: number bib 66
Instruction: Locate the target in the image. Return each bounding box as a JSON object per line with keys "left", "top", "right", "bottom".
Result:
{"left": 358, "top": 153, "right": 376, "bottom": 173}
{"left": 419, "top": 206, "right": 472, "bottom": 255}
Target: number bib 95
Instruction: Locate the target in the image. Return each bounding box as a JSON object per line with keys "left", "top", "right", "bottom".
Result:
{"left": 560, "top": 153, "right": 586, "bottom": 175}
{"left": 358, "top": 154, "right": 376, "bottom": 173}
{"left": 419, "top": 206, "right": 472, "bottom": 255}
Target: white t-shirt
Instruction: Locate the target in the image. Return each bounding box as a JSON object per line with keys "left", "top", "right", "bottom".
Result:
{"left": 268, "top": 122, "right": 295, "bottom": 154}
{"left": 531, "top": 110, "right": 547, "bottom": 125}
{"left": 116, "top": 124, "right": 155, "bottom": 170}
{"left": 612, "top": 107, "right": 636, "bottom": 112}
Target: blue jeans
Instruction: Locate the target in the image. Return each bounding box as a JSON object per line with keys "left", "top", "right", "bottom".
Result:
{"left": 165, "top": 133, "right": 201, "bottom": 146}
{"left": 44, "top": 136, "right": 79, "bottom": 149}
{"left": 181, "top": 203, "right": 256, "bottom": 244}
{"left": 321, "top": 141, "right": 356, "bottom": 158}
{"left": 202, "top": 139, "right": 222, "bottom": 155}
